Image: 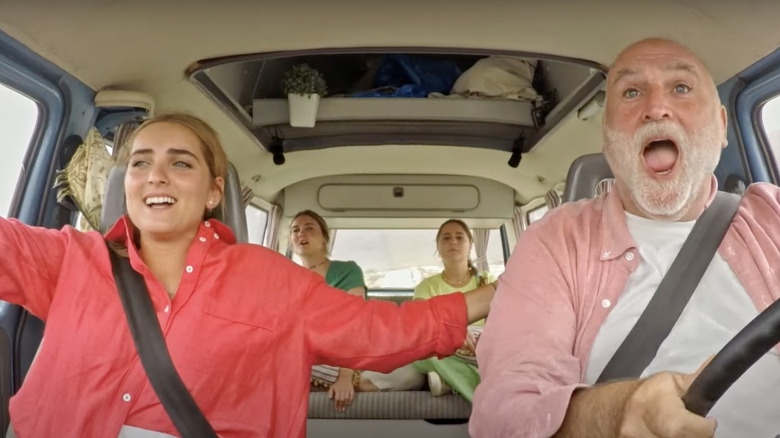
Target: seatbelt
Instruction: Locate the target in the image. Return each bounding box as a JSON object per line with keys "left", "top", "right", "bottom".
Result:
{"left": 106, "top": 242, "right": 219, "bottom": 438}
{"left": 596, "top": 191, "right": 742, "bottom": 383}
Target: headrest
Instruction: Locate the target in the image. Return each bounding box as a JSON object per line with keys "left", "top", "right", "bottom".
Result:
{"left": 562, "top": 153, "right": 615, "bottom": 203}
{"left": 99, "top": 162, "right": 249, "bottom": 243}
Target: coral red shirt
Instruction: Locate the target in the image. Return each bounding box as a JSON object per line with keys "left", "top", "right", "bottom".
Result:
{"left": 0, "top": 216, "right": 468, "bottom": 437}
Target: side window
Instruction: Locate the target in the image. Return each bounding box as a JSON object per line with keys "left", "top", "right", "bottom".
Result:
{"left": 527, "top": 204, "right": 549, "bottom": 224}
{"left": 486, "top": 228, "right": 506, "bottom": 276}
{"left": 761, "top": 94, "right": 780, "bottom": 168}
{"left": 0, "top": 83, "right": 39, "bottom": 217}
{"left": 245, "top": 204, "right": 268, "bottom": 245}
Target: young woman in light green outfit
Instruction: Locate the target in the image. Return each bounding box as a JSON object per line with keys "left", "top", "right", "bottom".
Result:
{"left": 413, "top": 219, "right": 497, "bottom": 402}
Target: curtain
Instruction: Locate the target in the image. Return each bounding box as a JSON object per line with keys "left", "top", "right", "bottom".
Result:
{"left": 595, "top": 178, "right": 615, "bottom": 197}
{"left": 545, "top": 189, "right": 562, "bottom": 209}
{"left": 263, "top": 204, "right": 283, "bottom": 251}
{"left": 241, "top": 185, "right": 255, "bottom": 208}
{"left": 472, "top": 228, "right": 490, "bottom": 272}
{"left": 512, "top": 204, "right": 526, "bottom": 242}
{"left": 328, "top": 229, "right": 338, "bottom": 253}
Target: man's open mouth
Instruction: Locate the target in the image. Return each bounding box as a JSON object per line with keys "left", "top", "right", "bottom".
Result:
{"left": 643, "top": 138, "right": 679, "bottom": 175}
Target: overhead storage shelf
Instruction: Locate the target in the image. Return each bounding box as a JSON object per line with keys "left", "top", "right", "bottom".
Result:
{"left": 252, "top": 97, "right": 535, "bottom": 127}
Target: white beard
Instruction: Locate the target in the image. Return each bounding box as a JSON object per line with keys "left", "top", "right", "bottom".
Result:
{"left": 603, "top": 120, "right": 722, "bottom": 219}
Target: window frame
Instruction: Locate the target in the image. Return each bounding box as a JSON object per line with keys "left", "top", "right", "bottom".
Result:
{"left": 245, "top": 202, "right": 270, "bottom": 246}
{"left": 0, "top": 30, "right": 99, "bottom": 411}
{"left": 499, "top": 223, "right": 511, "bottom": 262}
{"left": 0, "top": 31, "right": 96, "bottom": 227}
{"left": 527, "top": 204, "right": 549, "bottom": 224}
{"left": 729, "top": 46, "right": 780, "bottom": 186}
{"left": 757, "top": 95, "right": 780, "bottom": 184}
{"left": 0, "top": 71, "right": 47, "bottom": 223}
{"left": 0, "top": 83, "right": 40, "bottom": 218}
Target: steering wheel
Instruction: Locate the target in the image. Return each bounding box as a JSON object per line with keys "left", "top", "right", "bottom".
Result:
{"left": 682, "top": 297, "right": 780, "bottom": 416}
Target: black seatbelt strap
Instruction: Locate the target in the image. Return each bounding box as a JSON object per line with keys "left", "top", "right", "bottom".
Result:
{"left": 106, "top": 241, "right": 218, "bottom": 438}
{"left": 597, "top": 191, "right": 742, "bottom": 383}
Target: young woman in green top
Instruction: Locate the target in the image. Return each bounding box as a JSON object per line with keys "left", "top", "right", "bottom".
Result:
{"left": 290, "top": 210, "right": 366, "bottom": 298}
{"left": 289, "top": 210, "right": 371, "bottom": 412}
{"left": 413, "top": 219, "right": 498, "bottom": 402}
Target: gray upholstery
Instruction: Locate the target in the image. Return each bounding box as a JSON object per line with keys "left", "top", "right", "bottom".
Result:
{"left": 562, "top": 153, "right": 614, "bottom": 203}
{"left": 100, "top": 166, "right": 127, "bottom": 233}
{"left": 308, "top": 391, "right": 471, "bottom": 419}
{"left": 99, "top": 162, "right": 248, "bottom": 243}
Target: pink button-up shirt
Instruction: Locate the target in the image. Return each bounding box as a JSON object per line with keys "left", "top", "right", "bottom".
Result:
{"left": 470, "top": 181, "right": 780, "bottom": 438}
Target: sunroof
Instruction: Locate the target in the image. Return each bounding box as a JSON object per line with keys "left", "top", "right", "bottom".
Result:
{"left": 188, "top": 48, "right": 605, "bottom": 164}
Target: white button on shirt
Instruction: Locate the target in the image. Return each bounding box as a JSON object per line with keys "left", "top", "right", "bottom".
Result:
{"left": 601, "top": 299, "right": 611, "bottom": 308}
{"left": 199, "top": 237, "right": 206, "bottom": 242}
{"left": 185, "top": 266, "right": 193, "bottom": 273}
{"left": 122, "top": 393, "right": 131, "bottom": 402}
{"left": 625, "top": 252, "right": 635, "bottom": 261}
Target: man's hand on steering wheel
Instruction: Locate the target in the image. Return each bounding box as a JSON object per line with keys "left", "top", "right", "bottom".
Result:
{"left": 618, "top": 358, "right": 718, "bottom": 438}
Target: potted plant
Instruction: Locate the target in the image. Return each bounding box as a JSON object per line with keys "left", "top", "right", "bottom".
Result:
{"left": 281, "top": 63, "right": 327, "bottom": 128}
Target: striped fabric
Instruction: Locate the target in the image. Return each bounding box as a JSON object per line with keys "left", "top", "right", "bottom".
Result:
{"left": 117, "top": 425, "right": 178, "bottom": 437}
{"left": 311, "top": 364, "right": 341, "bottom": 386}
{"left": 308, "top": 391, "right": 472, "bottom": 419}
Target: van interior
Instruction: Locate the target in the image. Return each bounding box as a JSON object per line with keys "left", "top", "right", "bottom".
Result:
{"left": 1, "top": 2, "right": 780, "bottom": 437}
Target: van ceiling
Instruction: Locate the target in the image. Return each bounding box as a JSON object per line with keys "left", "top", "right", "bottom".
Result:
{"left": 2, "top": 1, "right": 780, "bottom": 205}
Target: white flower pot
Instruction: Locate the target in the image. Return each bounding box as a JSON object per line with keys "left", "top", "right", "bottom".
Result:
{"left": 287, "top": 93, "right": 320, "bottom": 127}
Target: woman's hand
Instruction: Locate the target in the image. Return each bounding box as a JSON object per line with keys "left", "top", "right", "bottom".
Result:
{"left": 463, "top": 282, "right": 497, "bottom": 324}
{"left": 329, "top": 369, "right": 356, "bottom": 412}
{"left": 461, "top": 329, "right": 478, "bottom": 356}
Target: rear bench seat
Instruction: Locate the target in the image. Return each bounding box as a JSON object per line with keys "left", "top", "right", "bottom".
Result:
{"left": 308, "top": 391, "right": 471, "bottom": 420}
{"left": 308, "top": 292, "right": 472, "bottom": 420}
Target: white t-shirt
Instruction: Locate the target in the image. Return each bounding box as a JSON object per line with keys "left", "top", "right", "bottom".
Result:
{"left": 584, "top": 212, "right": 780, "bottom": 438}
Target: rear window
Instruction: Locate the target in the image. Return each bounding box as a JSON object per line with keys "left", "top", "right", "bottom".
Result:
{"left": 327, "top": 228, "right": 506, "bottom": 290}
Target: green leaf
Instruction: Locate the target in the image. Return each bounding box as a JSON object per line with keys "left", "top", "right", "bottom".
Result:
{"left": 281, "top": 63, "right": 328, "bottom": 97}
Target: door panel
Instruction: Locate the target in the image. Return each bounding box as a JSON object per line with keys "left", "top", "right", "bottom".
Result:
{"left": 718, "top": 45, "right": 780, "bottom": 185}
{"left": 0, "top": 29, "right": 96, "bottom": 433}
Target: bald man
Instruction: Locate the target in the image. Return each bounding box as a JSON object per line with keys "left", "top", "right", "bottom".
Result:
{"left": 470, "top": 38, "right": 780, "bottom": 438}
